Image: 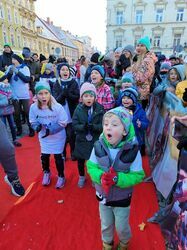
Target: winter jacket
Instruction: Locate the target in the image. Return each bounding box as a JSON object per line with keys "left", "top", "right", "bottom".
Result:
{"left": 87, "top": 135, "right": 145, "bottom": 206}
{"left": 0, "top": 82, "right": 14, "bottom": 116}
{"left": 132, "top": 52, "right": 157, "bottom": 100}
{"left": 0, "top": 51, "right": 13, "bottom": 72}
{"left": 53, "top": 77, "right": 80, "bottom": 117}
{"left": 72, "top": 102, "right": 104, "bottom": 160}
{"left": 176, "top": 80, "right": 187, "bottom": 99}
{"left": 132, "top": 103, "right": 149, "bottom": 146}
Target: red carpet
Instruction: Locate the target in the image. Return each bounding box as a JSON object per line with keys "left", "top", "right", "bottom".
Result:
{"left": 0, "top": 136, "right": 165, "bottom": 250}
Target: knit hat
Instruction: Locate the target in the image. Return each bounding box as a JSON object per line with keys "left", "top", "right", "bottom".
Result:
{"left": 137, "top": 36, "right": 151, "bottom": 51}
{"left": 91, "top": 65, "right": 105, "bottom": 79}
{"left": 169, "top": 54, "right": 176, "bottom": 60}
{"left": 121, "top": 88, "right": 138, "bottom": 104}
{"left": 69, "top": 66, "right": 77, "bottom": 77}
{"left": 4, "top": 43, "right": 11, "bottom": 48}
{"left": 57, "top": 62, "right": 70, "bottom": 75}
{"left": 122, "top": 72, "right": 134, "bottom": 84}
{"left": 12, "top": 54, "right": 24, "bottom": 64}
{"left": 104, "top": 107, "right": 133, "bottom": 134}
{"left": 182, "top": 88, "right": 187, "bottom": 103}
{"left": 40, "top": 54, "right": 47, "bottom": 63}
{"left": 123, "top": 45, "right": 135, "bottom": 56}
{"left": 45, "top": 63, "right": 53, "bottom": 71}
{"left": 160, "top": 62, "right": 171, "bottom": 72}
{"left": 90, "top": 52, "right": 100, "bottom": 63}
{"left": 80, "top": 82, "right": 97, "bottom": 97}
{"left": 35, "top": 81, "right": 51, "bottom": 94}
{"left": 22, "top": 47, "right": 31, "bottom": 59}
{"left": 114, "top": 47, "right": 123, "bottom": 54}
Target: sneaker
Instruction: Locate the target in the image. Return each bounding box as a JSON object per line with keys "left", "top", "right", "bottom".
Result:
{"left": 42, "top": 172, "right": 51, "bottom": 186}
{"left": 4, "top": 175, "right": 25, "bottom": 197}
{"left": 13, "top": 140, "right": 22, "bottom": 147}
{"left": 55, "top": 176, "right": 65, "bottom": 189}
{"left": 78, "top": 176, "right": 86, "bottom": 188}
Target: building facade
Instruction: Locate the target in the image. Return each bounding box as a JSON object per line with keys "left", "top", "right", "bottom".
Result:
{"left": 106, "top": 0, "right": 187, "bottom": 56}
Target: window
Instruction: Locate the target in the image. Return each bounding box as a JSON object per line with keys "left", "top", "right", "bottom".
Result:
{"left": 0, "top": 3, "right": 4, "bottom": 19}
{"left": 173, "top": 34, "right": 181, "bottom": 47}
{"left": 176, "top": 8, "right": 184, "bottom": 21}
{"left": 116, "top": 11, "right": 124, "bottom": 25}
{"left": 23, "top": 37, "right": 27, "bottom": 47}
{"left": 136, "top": 10, "right": 143, "bottom": 24}
{"left": 115, "top": 35, "right": 122, "bottom": 48}
{"left": 7, "top": 7, "right": 12, "bottom": 22}
{"left": 14, "top": 10, "right": 18, "bottom": 24}
{"left": 2, "top": 26, "right": 7, "bottom": 44}
{"left": 17, "top": 35, "right": 21, "bottom": 48}
{"left": 153, "top": 36, "right": 161, "bottom": 47}
{"left": 10, "top": 34, "right": 15, "bottom": 47}
{"left": 156, "top": 9, "right": 163, "bottom": 22}
{"left": 27, "top": 20, "right": 31, "bottom": 29}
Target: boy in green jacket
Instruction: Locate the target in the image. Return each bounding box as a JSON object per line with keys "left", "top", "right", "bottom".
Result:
{"left": 86, "top": 107, "right": 145, "bottom": 250}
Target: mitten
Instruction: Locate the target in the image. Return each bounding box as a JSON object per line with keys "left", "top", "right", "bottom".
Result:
{"left": 41, "top": 128, "right": 50, "bottom": 138}
{"left": 102, "top": 167, "right": 118, "bottom": 186}
{"left": 177, "top": 137, "right": 187, "bottom": 150}
{"left": 35, "top": 124, "right": 42, "bottom": 133}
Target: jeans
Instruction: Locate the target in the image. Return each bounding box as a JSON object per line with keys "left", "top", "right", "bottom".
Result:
{"left": 0, "top": 120, "right": 18, "bottom": 179}
{"left": 1, "top": 114, "right": 17, "bottom": 141}
{"left": 99, "top": 203, "right": 131, "bottom": 244}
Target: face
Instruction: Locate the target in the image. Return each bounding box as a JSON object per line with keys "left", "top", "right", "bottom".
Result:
{"left": 121, "top": 82, "right": 133, "bottom": 90}
{"left": 169, "top": 69, "right": 178, "bottom": 82}
{"left": 82, "top": 93, "right": 95, "bottom": 107}
{"left": 4, "top": 46, "right": 11, "bottom": 53}
{"left": 37, "top": 89, "right": 51, "bottom": 105}
{"left": 12, "top": 58, "right": 19, "bottom": 66}
{"left": 114, "top": 51, "right": 121, "bottom": 60}
{"left": 45, "top": 69, "right": 51, "bottom": 75}
{"left": 33, "top": 55, "right": 38, "bottom": 62}
{"left": 169, "top": 59, "right": 176, "bottom": 66}
{"left": 136, "top": 44, "right": 147, "bottom": 55}
{"left": 91, "top": 70, "right": 103, "bottom": 84}
{"left": 103, "top": 114, "right": 126, "bottom": 146}
{"left": 123, "top": 50, "right": 131, "bottom": 58}
{"left": 60, "top": 66, "right": 70, "bottom": 80}
{"left": 122, "top": 96, "right": 133, "bottom": 108}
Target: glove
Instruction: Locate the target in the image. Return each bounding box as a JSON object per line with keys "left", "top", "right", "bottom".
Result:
{"left": 101, "top": 167, "right": 118, "bottom": 195}
{"left": 11, "top": 66, "right": 18, "bottom": 74}
{"left": 35, "top": 124, "right": 42, "bottom": 133}
{"left": 177, "top": 138, "right": 187, "bottom": 150}
{"left": 41, "top": 128, "right": 50, "bottom": 138}
{"left": 8, "top": 66, "right": 14, "bottom": 75}
{"left": 85, "top": 123, "right": 93, "bottom": 131}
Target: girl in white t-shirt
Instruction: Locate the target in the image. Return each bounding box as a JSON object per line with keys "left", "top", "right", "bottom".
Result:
{"left": 29, "top": 81, "right": 68, "bottom": 188}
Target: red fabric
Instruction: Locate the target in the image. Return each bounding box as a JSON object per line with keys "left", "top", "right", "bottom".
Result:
{"left": 0, "top": 136, "right": 165, "bottom": 250}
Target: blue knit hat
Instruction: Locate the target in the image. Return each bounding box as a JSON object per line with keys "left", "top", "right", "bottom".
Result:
{"left": 91, "top": 65, "right": 105, "bottom": 79}
{"left": 35, "top": 81, "right": 51, "bottom": 94}
{"left": 138, "top": 36, "right": 151, "bottom": 51}
{"left": 121, "top": 87, "right": 138, "bottom": 104}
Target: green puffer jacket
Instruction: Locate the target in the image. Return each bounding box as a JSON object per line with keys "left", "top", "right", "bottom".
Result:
{"left": 72, "top": 102, "right": 104, "bottom": 160}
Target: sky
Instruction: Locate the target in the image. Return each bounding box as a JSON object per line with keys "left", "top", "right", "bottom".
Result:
{"left": 35, "top": 0, "right": 106, "bottom": 53}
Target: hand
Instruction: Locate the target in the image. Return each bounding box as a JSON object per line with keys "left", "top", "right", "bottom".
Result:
{"left": 136, "top": 119, "right": 141, "bottom": 128}
{"left": 41, "top": 128, "right": 50, "bottom": 138}
{"left": 12, "top": 66, "right": 18, "bottom": 74}
{"left": 101, "top": 167, "right": 118, "bottom": 194}
{"left": 8, "top": 66, "right": 14, "bottom": 75}
{"left": 36, "top": 124, "right": 42, "bottom": 133}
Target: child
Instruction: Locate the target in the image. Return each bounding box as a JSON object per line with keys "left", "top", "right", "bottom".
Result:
{"left": 29, "top": 81, "right": 68, "bottom": 188}
{"left": 40, "top": 63, "right": 56, "bottom": 92}
{"left": 86, "top": 107, "right": 145, "bottom": 250}
{"left": 0, "top": 71, "right": 21, "bottom": 146}
{"left": 72, "top": 82, "right": 104, "bottom": 187}
{"left": 53, "top": 63, "right": 80, "bottom": 160}
{"left": 91, "top": 65, "right": 115, "bottom": 112}
{"left": 120, "top": 88, "right": 149, "bottom": 155}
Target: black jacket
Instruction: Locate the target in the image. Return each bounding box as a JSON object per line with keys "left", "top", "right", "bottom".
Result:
{"left": 0, "top": 51, "right": 13, "bottom": 72}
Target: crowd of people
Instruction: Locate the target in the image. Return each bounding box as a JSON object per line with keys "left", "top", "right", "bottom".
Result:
{"left": 0, "top": 36, "right": 187, "bottom": 250}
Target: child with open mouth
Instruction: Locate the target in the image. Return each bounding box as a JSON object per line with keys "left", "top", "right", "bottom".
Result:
{"left": 87, "top": 107, "right": 145, "bottom": 250}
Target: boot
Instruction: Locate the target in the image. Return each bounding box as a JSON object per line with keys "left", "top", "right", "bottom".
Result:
{"left": 103, "top": 242, "right": 113, "bottom": 250}
{"left": 29, "top": 127, "right": 35, "bottom": 137}
{"left": 16, "top": 127, "right": 22, "bottom": 136}
{"left": 117, "top": 241, "right": 129, "bottom": 250}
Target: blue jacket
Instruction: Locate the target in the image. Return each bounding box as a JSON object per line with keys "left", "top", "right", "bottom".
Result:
{"left": 132, "top": 103, "right": 149, "bottom": 146}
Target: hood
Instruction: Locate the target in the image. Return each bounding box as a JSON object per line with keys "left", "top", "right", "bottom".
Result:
{"left": 173, "top": 64, "right": 186, "bottom": 81}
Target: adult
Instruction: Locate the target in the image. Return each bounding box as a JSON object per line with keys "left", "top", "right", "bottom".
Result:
{"left": 0, "top": 119, "right": 25, "bottom": 196}
{"left": 22, "top": 47, "right": 40, "bottom": 94}
{"left": 0, "top": 43, "right": 13, "bottom": 72}
{"left": 80, "top": 56, "right": 88, "bottom": 85}
{"left": 84, "top": 52, "right": 100, "bottom": 82}
{"left": 132, "top": 36, "right": 157, "bottom": 109}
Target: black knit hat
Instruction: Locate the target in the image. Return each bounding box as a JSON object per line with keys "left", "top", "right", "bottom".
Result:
{"left": 182, "top": 88, "right": 187, "bottom": 103}
{"left": 90, "top": 52, "right": 100, "bottom": 63}
{"left": 40, "top": 54, "right": 47, "bottom": 63}
{"left": 12, "top": 54, "right": 24, "bottom": 64}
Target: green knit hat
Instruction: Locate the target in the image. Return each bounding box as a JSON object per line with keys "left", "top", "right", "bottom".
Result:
{"left": 4, "top": 43, "right": 11, "bottom": 48}
{"left": 35, "top": 81, "right": 51, "bottom": 94}
{"left": 138, "top": 36, "right": 151, "bottom": 51}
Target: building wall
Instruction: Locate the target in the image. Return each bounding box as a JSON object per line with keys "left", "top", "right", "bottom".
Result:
{"left": 106, "top": 0, "right": 187, "bottom": 56}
